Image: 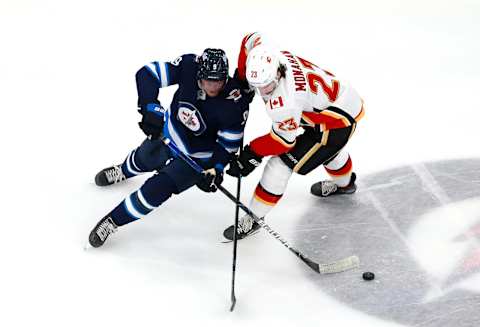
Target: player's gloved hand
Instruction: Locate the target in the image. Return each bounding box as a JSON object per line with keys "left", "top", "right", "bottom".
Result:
{"left": 138, "top": 103, "right": 166, "bottom": 139}
{"left": 234, "top": 68, "right": 255, "bottom": 104}
{"left": 226, "top": 145, "right": 262, "bottom": 177}
{"left": 197, "top": 168, "right": 224, "bottom": 193}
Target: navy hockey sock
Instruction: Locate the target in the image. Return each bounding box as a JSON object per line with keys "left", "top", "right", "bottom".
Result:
{"left": 109, "top": 173, "right": 178, "bottom": 226}
{"left": 121, "top": 149, "right": 148, "bottom": 178}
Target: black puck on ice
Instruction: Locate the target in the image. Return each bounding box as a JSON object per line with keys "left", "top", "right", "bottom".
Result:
{"left": 362, "top": 272, "right": 375, "bottom": 281}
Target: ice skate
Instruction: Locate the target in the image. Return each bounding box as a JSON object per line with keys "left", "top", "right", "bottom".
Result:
{"left": 311, "top": 172, "right": 357, "bottom": 197}
{"left": 88, "top": 216, "right": 118, "bottom": 248}
{"left": 95, "top": 165, "right": 126, "bottom": 186}
{"left": 223, "top": 214, "right": 261, "bottom": 241}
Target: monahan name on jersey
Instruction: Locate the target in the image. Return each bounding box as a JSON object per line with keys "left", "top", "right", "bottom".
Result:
{"left": 237, "top": 32, "right": 365, "bottom": 157}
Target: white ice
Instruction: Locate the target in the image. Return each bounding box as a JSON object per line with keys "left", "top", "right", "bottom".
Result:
{"left": 1, "top": 0, "right": 480, "bottom": 326}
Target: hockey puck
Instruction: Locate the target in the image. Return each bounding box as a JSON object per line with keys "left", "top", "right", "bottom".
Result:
{"left": 362, "top": 272, "right": 375, "bottom": 281}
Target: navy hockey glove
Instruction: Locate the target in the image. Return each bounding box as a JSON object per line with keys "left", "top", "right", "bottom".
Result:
{"left": 197, "top": 168, "right": 224, "bottom": 193}
{"left": 233, "top": 68, "right": 255, "bottom": 104}
{"left": 226, "top": 145, "right": 262, "bottom": 177}
{"left": 138, "top": 103, "right": 165, "bottom": 139}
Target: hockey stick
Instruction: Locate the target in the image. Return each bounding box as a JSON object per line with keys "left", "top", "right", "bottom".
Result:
{"left": 229, "top": 147, "right": 241, "bottom": 312}
{"left": 161, "top": 137, "right": 360, "bottom": 274}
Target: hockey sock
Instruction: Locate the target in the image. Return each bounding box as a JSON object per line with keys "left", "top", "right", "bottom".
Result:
{"left": 109, "top": 173, "right": 178, "bottom": 226}
{"left": 121, "top": 149, "right": 149, "bottom": 178}
{"left": 324, "top": 153, "right": 353, "bottom": 187}
{"left": 250, "top": 183, "right": 283, "bottom": 218}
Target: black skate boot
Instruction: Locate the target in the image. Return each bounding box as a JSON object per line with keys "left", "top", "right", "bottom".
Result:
{"left": 88, "top": 216, "right": 118, "bottom": 248}
{"left": 223, "top": 215, "right": 261, "bottom": 241}
{"left": 310, "top": 172, "right": 357, "bottom": 197}
{"left": 95, "top": 165, "right": 126, "bottom": 186}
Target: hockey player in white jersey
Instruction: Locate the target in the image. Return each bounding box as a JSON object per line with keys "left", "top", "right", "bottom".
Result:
{"left": 224, "top": 32, "right": 365, "bottom": 240}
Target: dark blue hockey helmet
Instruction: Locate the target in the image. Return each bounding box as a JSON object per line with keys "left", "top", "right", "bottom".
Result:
{"left": 197, "top": 48, "right": 229, "bottom": 81}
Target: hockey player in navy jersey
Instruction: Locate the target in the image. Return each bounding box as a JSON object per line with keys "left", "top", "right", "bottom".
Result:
{"left": 88, "top": 48, "right": 252, "bottom": 248}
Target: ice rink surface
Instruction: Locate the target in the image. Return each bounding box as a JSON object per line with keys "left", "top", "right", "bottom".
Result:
{"left": 1, "top": 1, "right": 480, "bottom": 326}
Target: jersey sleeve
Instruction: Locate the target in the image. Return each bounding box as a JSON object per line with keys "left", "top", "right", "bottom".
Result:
{"left": 210, "top": 111, "right": 246, "bottom": 171}
{"left": 250, "top": 98, "right": 302, "bottom": 157}
{"left": 216, "top": 124, "right": 244, "bottom": 154}
{"left": 237, "top": 32, "right": 264, "bottom": 81}
{"left": 135, "top": 54, "right": 195, "bottom": 108}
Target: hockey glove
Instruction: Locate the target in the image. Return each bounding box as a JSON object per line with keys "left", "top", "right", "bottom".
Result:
{"left": 138, "top": 103, "right": 166, "bottom": 139}
{"left": 234, "top": 68, "right": 255, "bottom": 104}
{"left": 197, "top": 168, "right": 224, "bottom": 193}
{"left": 226, "top": 145, "right": 262, "bottom": 177}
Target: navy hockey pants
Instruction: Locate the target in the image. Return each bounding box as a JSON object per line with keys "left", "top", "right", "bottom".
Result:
{"left": 109, "top": 138, "right": 204, "bottom": 226}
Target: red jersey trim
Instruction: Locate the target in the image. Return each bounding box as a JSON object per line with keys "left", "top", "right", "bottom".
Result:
{"left": 250, "top": 131, "right": 295, "bottom": 157}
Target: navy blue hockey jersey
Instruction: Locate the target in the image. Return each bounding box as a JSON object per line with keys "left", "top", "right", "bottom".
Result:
{"left": 135, "top": 54, "right": 251, "bottom": 170}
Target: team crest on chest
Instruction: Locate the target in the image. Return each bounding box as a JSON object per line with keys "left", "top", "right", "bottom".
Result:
{"left": 278, "top": 117, "right": 298, "bottom": 131}
{"left": 177, "top": 103, "right": 206, "bottom": 135}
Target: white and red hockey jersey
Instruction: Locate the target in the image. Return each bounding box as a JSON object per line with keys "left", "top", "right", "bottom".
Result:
{"left": 237, "top": 32, "right": 365, "bottom": 157}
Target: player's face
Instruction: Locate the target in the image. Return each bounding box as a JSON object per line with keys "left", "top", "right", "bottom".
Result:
{"left": 201, "top": 79, "right": 225, "bottom": 97}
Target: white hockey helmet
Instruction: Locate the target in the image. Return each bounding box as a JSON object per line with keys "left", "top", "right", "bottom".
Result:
{"left": 245, "top": 45, "right": 280, "bottom": 88}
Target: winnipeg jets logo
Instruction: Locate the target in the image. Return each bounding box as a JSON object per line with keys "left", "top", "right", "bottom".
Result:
{"left": 408, "top": 199, "right": 480, "bottom": 302}
{"left": 456, "top": 222, "right": 480, "bottom": 276}
{"left": 295, "top": 159, "right": 480, "bottom": 327}
{"left": 177, "top": 102, "right": 206, "bottom": 135}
